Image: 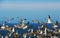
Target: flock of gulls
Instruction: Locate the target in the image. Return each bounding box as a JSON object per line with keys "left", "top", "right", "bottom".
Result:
{"left": 0, "top": 15, "right": 60, "bottom": 38}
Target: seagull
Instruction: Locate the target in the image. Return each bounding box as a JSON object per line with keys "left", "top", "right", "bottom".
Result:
{"left": 39, "top": 30, "right": 43, "bottom": 34}
{"left": 1, "top": 35, "right": 3, "bottom": 38}
{"left": 12, "top": 27, "right": 15, "bottom": 33}
{"left": 23, "top": 33, "right": 27, "bottom": 38}
{"left": 47, "top": 15, "right": 52, "bottom": 23}
{"left": 53, "top": 21, "right": 58, "bottom": 28}
{"left": 1, "top": 24, "right": 5, "bottom": 29}
{"left": 5, "top": 34, "right": 9, "bottom": 38}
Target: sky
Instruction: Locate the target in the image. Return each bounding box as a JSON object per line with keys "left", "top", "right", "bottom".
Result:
{"left": 0, "top": 0, "right": 60, "bottom": 23}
